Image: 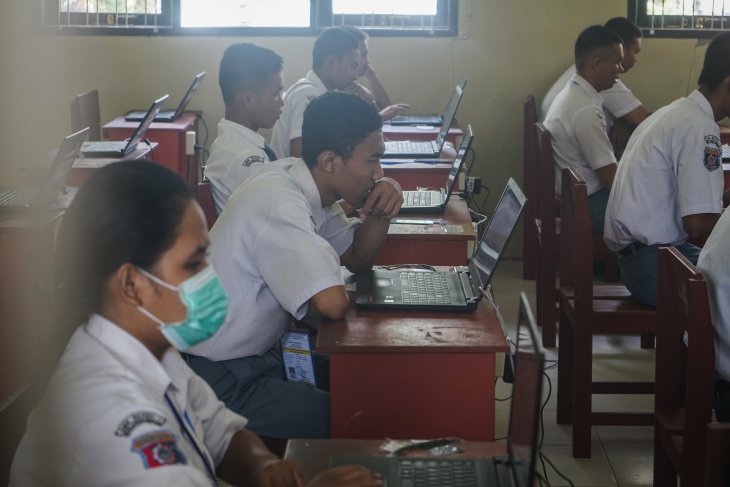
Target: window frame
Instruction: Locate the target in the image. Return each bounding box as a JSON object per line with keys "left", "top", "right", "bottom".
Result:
{"left": 629, "top": 0, "right": 730, "bottom": 38}
{"left": 41, "top": 0, "right": 459, "bottom": 37}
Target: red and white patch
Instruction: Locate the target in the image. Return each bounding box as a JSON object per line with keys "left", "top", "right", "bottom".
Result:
{"left": 131, "top": 430, "right": 187, "bottom": 469}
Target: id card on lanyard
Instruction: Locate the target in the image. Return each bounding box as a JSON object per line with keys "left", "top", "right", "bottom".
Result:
{"left": 281, "top": 327, "right": 316, "bottom": 387}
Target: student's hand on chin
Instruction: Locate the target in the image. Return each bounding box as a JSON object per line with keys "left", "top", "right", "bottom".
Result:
{"left": 257, "top": 459, "right": 305, "bottom": 487}
{"left": 360, "top": 177, "right": 403, "bottom": 220}
{"left": 307, "top": 465, "right": 383, "bottom": 487}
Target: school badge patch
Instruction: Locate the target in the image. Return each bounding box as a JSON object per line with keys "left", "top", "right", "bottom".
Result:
{"left": 114, "top": 410, "right": 167, "bottom": 437}
{"left": 704, "top": 146, "right": 721, "bottom": 171}
{"left": 131, "top": 430, "right": 187, "bottom": 469}
{"left": 242, "top": 155, "right": 266, "bottom": 166}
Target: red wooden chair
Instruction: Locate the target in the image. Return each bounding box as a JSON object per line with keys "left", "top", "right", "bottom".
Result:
{"left": 557, "top": 168, "right": 656, "bottom": 457}
{"left": 522, "top": 95, "right": 538, "bottom": 280}
{"left": 704, "top": 423, "right": 730, "bottom": 487}
{"left": 654, "top": 246, "right": 716, "bottom": 486}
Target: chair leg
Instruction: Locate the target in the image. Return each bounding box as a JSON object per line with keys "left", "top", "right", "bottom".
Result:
{"left": 538, "top": 272, "right": 557, "bottom": 348}
{"left": 653, "top": 428, "right": 677, "bottom": 487}
{"left": 572, "top": 313, "right": 593, "bottom": 458}
{"left": 640, "top": 333, "right": 655, "bottom": 349}
{"left": 557, "top": 307, "right": 572, "bottom": 424}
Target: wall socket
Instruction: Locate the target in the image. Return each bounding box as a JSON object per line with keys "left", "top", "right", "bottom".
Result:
{"left": 465, "top": 176, "right": 482, "bottom": 195}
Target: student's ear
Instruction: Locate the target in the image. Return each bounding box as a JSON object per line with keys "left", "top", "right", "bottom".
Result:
{"left": 238, "top": 89, "right": 257, "bottom": 110}
{"left": 317, "top": 150, "right": 340, "bottom": 173}
{"left": 113, "top": 263, "right": 147, "bottom": 307}
{"left": 322, "top": 54, "right": 338, "bottom": 73}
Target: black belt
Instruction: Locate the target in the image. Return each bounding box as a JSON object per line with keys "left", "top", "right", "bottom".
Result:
{"left": 617, "top": 241, "right": 647, "bottom": 258}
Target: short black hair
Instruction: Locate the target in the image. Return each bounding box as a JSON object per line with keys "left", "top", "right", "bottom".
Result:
{"left": 312, "top": 27, "right": 359, "bottom": 69}
{"left": 698, "top": 32, "right": 730, "bottom": 90}
{"left": 574, "top": 25, "right": 624, "bottom": 70}
{"left": 56, "top": 161, "right": 192, "bottom": 329}
{"left": 339, "top": 25, "right": 368, "bottom": 42}
{"left": 604, "top": 17, "right": 642, "bottom": 46}
{"left": 219, "top": 43, "right": 283, "bottom": 106}
{"left": 301, "top": 91, "right": 382, "bottom": 168}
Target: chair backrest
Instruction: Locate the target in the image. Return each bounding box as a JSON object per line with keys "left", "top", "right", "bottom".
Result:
{"left": 195, "top": 182, "right": 217, "bottom": 230}
{"left": 535, "top": 123, "right": 556, "bottom": 243}
{"left": 656, "top": 246, "right": 715, "bottom": 468}
{"left": 704, "top": 423, "right": 730, "bottom": 487}
{"left": 522, "top": 96, "right": 538, "bottom": 276}
{"left": 70, "top": 89, "right": 101, "bottom": 141}
{"left": 559, "top": 168, "right": 593, "bottom": 306}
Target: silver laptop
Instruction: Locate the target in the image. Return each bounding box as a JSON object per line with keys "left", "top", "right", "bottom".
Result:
{"left": 125, "top": 72, "right": 206, "bottom": 123}
{"left": 81, "top": 95, "right": 169, "bottom": 158}
{"left": 0, "top": 127, "right": 89, "bottom": 213}
{"left": 356, "top": 178, "right": 527, "bottom": 311}
{"left": 331, "top": 292, "right": 544, "bottom": 487}
{"left": 400, "top": 126, "right": 473, "bottom": 214}
{"left": 382, "top": 79, "right": 466, "bottom": 158}
{"left": 389, "top": 76, "right": 467, "bottom": 126}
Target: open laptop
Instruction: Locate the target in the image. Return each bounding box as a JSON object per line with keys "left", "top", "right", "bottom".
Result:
{"left": 382, "top": 79, "right": 466, "bottom": 158}
{"left": 389, "top": 76, "right": 467, "bottom": 126}
{"left": 81, "top": 95, "right": 169, "bottom": 158}
{"left": 400, "top": 125, "right": 473, "bottom": 214}
{"left": 0, "top": 127, "right": 89, "bottom": 214}
{"left": 331, "top": 292, "right": 545, "bottom": 487}
{"left": 356, "top": 178, "right": 526, "bottom": 311}
{"left": 124, "top": 72, "right": 206, "bottom": 123}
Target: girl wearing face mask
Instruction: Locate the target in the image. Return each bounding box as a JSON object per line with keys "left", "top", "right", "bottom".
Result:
{"left": 9, "top": 161, "right": 381, "bottom": 487}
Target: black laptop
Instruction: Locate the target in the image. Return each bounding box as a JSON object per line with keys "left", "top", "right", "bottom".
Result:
{"left": 389, "top": 76, "right": 467, "bottom": 127}
{"left": 81, "top": 95, "right": 169, "bottom": 158}
{"left": 331, "top": 292, "right": 545, "bottom": 487}
{"left": 0, "top": 127, "right": 89, "bottom": 215}
{"left": 356, "top": 178, "right": 526, "bottom": 311}
{"left": 382, "top": 79, "right": 466, "bottom": 158}
{"left": 400, "top": 125, "right": 473, "bottom": 214}
{"left": 125, "top": 72, "right": 206, "bottom": 123}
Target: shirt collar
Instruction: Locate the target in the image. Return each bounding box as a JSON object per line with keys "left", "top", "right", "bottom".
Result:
{"left": 218, "top": 118, "right": 266, "bottom": 149}
{"left": 570, "top": 73, "right": 605, "bottom": 107}
{"left": 688, "top": 89, "right": 715, "bottom": 120}
{"left": 305, "top": 70, "right": 328, "bottom": 92}
{"left": 290, "top": 158, "right": 328, "bottom": 227}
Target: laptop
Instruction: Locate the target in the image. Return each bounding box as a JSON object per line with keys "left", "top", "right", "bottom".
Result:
{"left": 124, "top": 72, "right": 206, "bottom": 123}
{"left": 0, "top": 127, "right": 89, "bottom": 214}
{"left": 331, "top": 292, "right": 545, "bottom": 487}
{"left": 382, "top": 79, "right": 466, "bottom": 158}
{"left": 356, "top": 178, "right": 526, "bottom": 311}
{"left": 81, "top": 95, "right": 169, "bottom": 158}
{"left": 399, "top": 125, "right": 473, "bottom": 214}
{"left": 389, "top": 76, "right": 467, "bottom": 126}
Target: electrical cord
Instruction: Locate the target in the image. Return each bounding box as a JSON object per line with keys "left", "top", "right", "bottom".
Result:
{"left": 379, "top": 264, "right": 437, "bottom": 271}
{"left": 194, "top": 113, "right": 210, "bottom": 163}
{"left": 537, "top": 368, "right": 576, "bottom": 487}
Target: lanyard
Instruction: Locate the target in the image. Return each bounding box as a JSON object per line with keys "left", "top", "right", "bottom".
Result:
{"left": 164, "top": 394, "right": 219, "bottom": 486}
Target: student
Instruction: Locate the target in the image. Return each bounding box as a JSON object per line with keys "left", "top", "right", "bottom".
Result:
{"left": 541, "top": 18, "right": 650, "bottom": 155}
{"left": 339, "top": 26, "right": 409, "bottom": 121}
{"left": 9, "top": 161, "right": 381, "bottom": 487}
{"left": 204, "top": 43, "right": 285, "bottom": 214}
{"left": 604, "top": 32, "right": 730, "bottom": 307}
{"left": 543, "top": 25, "right": 623, "bottom": 233}
{"left": 270, "top": 27, "right": 360, "bottom": 159}
{"left": 186, "top": 92, "right": 403, "bottom": 440}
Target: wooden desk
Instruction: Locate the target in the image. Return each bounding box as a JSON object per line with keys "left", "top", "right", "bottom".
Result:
{"left": 285, "top": 439, "right": 506, "bottom": 483}
{"left": 67, "top": 143, "right": 156, "bottom": 187}
{"left": 383, "top": 124, "right": 463, "bottom": 145}
{"left": 376, "top": 198, "right": 475, "bottom": 266}
{"left": 103, "top": 112, "right": 197, "bottom": 183}
{"left": 720, "top": 125, "right": 730, "bottom": 145}
{"left": 383, "top": 160, "right": 464, "bottom": 191}
{"left": 316, "top": 291, "right": 509, "bottom": 441}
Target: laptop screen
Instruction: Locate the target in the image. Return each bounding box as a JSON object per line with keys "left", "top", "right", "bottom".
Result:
{"left": 125, "top": 94, "right": 169, "bottom": 151}
{"left": 435, "top": 76, "right": 467, "bottom": 148}
{"left": 507, "top": 293, "right": 544, "bottom": 487}
{"left": 172, "top": 71, "right": 206, "bottom": 119}
{"left": 34, "top": 127, "right": 89, "bottom": 207}
{"left": 471, "top": 178, "right": 527, "bottom": 289}
{"left": 442, "top": 125, "right": 473, "bottom": 199}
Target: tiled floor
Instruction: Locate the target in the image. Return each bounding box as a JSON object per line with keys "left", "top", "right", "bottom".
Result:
{"left": 491, "top": 260, "right": 655, "bottom": 487}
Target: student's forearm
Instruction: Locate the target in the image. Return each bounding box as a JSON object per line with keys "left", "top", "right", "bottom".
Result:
{"left": 342, "top": 218, "right": 390, "bottom": 272}
{"left": 365, "top": 71, "right": 392, "bottom": 110}
{"left": 216, "top": 429, "right": 281, "bottom": 484}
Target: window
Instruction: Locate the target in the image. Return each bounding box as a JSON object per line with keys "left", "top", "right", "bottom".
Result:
{"left": 630, "top": 0, "right": 730, "bottom": 37}
{"left": 43, "top": 0, "right": 458, "bottom": 36}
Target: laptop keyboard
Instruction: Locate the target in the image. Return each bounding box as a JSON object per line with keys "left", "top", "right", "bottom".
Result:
{"left": 401, "top": 272, "right": 453, "bottom": 305}
{"left": 0, "top": 189, "right": 33, "bottom": 206}
{"left": 82, "top": 141, "right": 125, "bottom": 152}
{"left": 404, "top": 191, "right": 435, "bottom": 207}
{"left": 400, "top": 459, "right": 479, "bottom": 486}
{"left": 387, "top": 140, "right": 434, "bottom": 154}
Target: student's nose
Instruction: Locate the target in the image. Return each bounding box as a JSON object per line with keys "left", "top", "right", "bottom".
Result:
{"left": 374, "top": 162, "right": 384, "bottom": 180}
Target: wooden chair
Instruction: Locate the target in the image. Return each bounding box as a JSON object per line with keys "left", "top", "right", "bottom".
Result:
{"left": 522, "top": 95, "right": 538, "bottom": 280}
{"left": 556, "top": 168, "right": 656, "bottom": 458}
{"left": 704, "top": 423, "right": 730, "bottom": 487}
{"left": 654, "top": 246, "right": 716, "bottom": 486}
{"left": 195, "top": 181, "right": 217, "bottom": 230}
{"left": 70, "top": 89, "right": 101, "bottom": 141}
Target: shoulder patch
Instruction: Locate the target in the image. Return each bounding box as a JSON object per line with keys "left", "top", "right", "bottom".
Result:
{"left": 131, "top": 430, "right": 187, "bottom": 470}
{"left": 704, "top": 145, "right": 722, "bottom": 171}
{"left": 114, "top": 410, "right": 167, "bottom": 437}
{"left": 242, "top": 155, "right": 266, "bottom": 167}
{"left": 705, "top": 134, "right": 721, "bottom": 148}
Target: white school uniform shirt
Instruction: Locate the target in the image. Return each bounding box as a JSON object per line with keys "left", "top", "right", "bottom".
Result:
{"left": 189, "top": 157, "right": 360, "bottom": 361}
{"left": 204, "top": 119, "right": 273, "bottom": 214}
{"left": 603, "top": 89, "right": 724, "bottom": 252}
{"left": 10, "top": 314, "right": 247, "bottom": 487}
{"left": 270, "top": 70, "right": 328, "bottom": 159}
{"left": 698, "top": 209, "right": 730, "bottom": 382}
{"left": 543, "top": 74, "right": 618, "bottom": 196}
{"left": 540, "top": 64, "right": 642, "bottom": 130}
